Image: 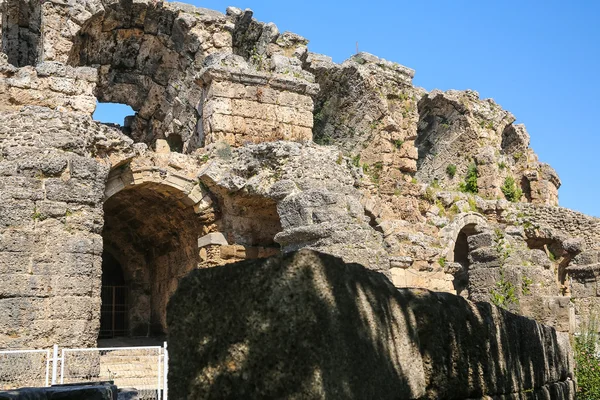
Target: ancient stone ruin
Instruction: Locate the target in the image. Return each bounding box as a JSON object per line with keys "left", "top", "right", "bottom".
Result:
{"left": 0, "top": 0, "right": 598, "bottom": 397}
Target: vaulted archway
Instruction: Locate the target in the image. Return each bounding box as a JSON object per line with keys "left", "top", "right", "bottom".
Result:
{"left": 102, "top": 180, "right": 204, "bottom": 337}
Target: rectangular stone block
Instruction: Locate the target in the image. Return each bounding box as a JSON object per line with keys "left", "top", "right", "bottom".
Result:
{"left": 520, "top": 296, "right": 571, "bottom": 332}
{"left": 205, "top": 113, "right": 234, "bottom": 133}
{"left": 204, "top": 97, "right": 233, "bottom": 117}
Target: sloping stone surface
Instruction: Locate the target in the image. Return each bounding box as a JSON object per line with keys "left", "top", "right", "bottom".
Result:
{"left": 167, "top": 250, "right": 574, "bottom": 400}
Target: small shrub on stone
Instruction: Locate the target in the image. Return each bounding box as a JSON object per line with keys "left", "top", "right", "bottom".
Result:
{"left": 490, "top": 268, "right": 518, "bottom": 309}
{"left": 521, "top": 276, "right": 533, "bottom": 295}
{"left": 393, "top": 139, "right": 404, "bottom": 149}
{"left": 501, "top": 176, "right": 523, "bottom": 202}
{"left": 446, "top": 164, "right": 457, "bottom": 178}
{"left": 459, "top": 163, "right": 478, "bottom": 194}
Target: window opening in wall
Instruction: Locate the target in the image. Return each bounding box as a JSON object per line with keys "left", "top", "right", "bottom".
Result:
{"left": 93, "top": 102, "right": 135, "bottom": 127}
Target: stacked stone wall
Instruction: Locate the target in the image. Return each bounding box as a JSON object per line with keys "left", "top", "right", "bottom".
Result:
{"left": 0, "top": 61, "right": 97, "bottom": 114}
{"left": 200, "top": 69, "right": 315, "bottom": 146}
{"left": 520, "top": 203, "right": 600, "bottom": 250}
{"left": 0, "top": 107, "right": 128, "bottom": 348}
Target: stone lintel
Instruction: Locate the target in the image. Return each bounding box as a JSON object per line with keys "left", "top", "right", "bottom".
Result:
{"left": 198, "top": 232, "right": 229, "bottom": 248}
{"left": 197, "top": 66, "right": 319, "bottom": 96}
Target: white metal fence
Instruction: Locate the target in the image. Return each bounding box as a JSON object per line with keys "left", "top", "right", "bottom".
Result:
{"left": 0, "top": 349, "right": 50, "bottom": 390}
{"left": 0, "top": 343, "right": 168, "bottom": 400}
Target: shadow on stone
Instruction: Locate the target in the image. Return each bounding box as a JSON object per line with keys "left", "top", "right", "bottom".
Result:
{"left": 167, "top": 250, "right": 573, "bottom": 399}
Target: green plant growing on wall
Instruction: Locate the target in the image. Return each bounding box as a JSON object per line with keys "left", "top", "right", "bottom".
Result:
{"left": 501, "top": 176, "right": 523, "bottom": 202}
{"left": 459, "top": 163, "right": 478, "bottom": 194}
{"left": 490, "top": 268, "right": 518, "bottom": 309}
{"left": 393, "top": 139, "right": 404, "bottom": 150}
{"left": 489, "top": 230, "right": 519, "bottom": 309}
{"left": 366, "top": 161, "right": 383, "bottom": 184}
{"left": 351, "top": 154, "right": 361, "bottom": 168}
{"left": 522, "top": 275, "right": 533, "bottom": 295}
{"left": 438, "top": 257, "right": 447, "bottom": 268}
{"left": 548, "top": 248, "right": 557, "bottom": 262}
{"left": 575, "top": 313, "right": 600, "bottom": 399}
{"left": 423, "top": 187, "right": 436, "bottom": 203}
{"left": 31, "top": 207, "right": 45, "bottom": 221}
{"left": 467, "top": 196, "right": 478, "bottom": 212}
{"left": 446, "top": 164, "right": 457, "bottom": 178}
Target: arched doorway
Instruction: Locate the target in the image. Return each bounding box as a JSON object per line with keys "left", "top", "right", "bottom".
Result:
{"left": 452, "top": 223, "right": 477, "bottom": 295}
{"left": 101, "top": 179, "right": 204, "bottom": 339}
{"left": 440, "top": 213, "right": 489, "bottom": 297}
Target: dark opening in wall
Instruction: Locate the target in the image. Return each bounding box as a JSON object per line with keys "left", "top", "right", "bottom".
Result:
{"left": 520, "top": 176, "right": 532, "bottom": 202}
{"left": 99, "top": 252, "right": 128, "bottom": 339}
{"left": 166, "top": 134, "right": 183, "bottom": 153}
{"left": 102, "top": 180, "right": 203, "bottom": 338}
{"left": 453, "top": 223, "right": 477, "bottom": 295}
{"left": 1, "top": 0, "right": 42, "bottom": 67}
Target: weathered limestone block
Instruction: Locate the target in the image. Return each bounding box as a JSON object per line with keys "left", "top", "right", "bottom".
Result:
{"left": 0, "top": 61, "right": 97, "bottom": 114}
{"left": 198, "top": 141, "right": 389, "bottom": 272}
{"left": 520, "top": 296, "right": 572, "bottom": 333}
{"left": 198, "top": 54, "right": 317, "bottom": 146}
{"left": 168, "top": 250, "right": 574, "bottom": 400}
{"left": 307, "top": 52, "right": 421, "bottom": 188}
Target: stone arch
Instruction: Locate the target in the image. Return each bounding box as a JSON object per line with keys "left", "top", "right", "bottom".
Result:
{"left": 101, "top": 154, "right": 215, "bottom": 337}
{"left": 102, "top": 178, "right": 205, "bottom": 336}
{"left": 0, "top": 0, "right": 42, "bottom": 67}
{"left": 440, "top": 213, "right": 489, "bottom": 261}
{"left": 61, "top": 0, "right": 229, "bottom": 152}
{"left": 104, "top": 160, "right": 208, "bottom": 211}
{"left": 440, "top": 213, "right": 489, "bottom": 295}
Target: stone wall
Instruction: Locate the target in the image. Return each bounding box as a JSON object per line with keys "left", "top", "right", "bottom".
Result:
{"left": 0, "top": 0, "right": 598, "bottom": 359}
{"left": 519, "top": 203, "right": 600, "bottom": 251}
{"left": 0, "top": 107, "right": 127, "bottom": 348}
{"left": 167, "top": 250, "right": 574, "bottom": 400}
{"left": 0, "top": 61, "right": 97, "bottom": 114}
{"left": 0, "top": 0, "right": 41, "bottom": 67}
{"left": 198, "top": 55, "right": 316, "bottom": 146}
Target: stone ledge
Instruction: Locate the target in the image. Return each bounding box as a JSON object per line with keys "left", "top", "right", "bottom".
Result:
{"left": 198, "top": 232, "right": 228, "bottom": 248}
{"left": 198, "top": 66, "right": 319, "bottom": 96}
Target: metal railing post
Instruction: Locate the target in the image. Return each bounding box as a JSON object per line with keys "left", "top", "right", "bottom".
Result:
{"left": 60, "top": 349, "right": 65, "bottom": 384}
{"left": 45, "top": 349, "right": 51, "bottom": 387}
{"left": 163, "top": 341, "right": 168, "bottom": 400}
{"left": 51, "top": 345, "right": 58, "bottom": 385}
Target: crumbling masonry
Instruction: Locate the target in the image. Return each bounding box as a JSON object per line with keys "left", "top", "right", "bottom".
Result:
{"left": 0, "top": 0, "right": 598, "bottom": 376}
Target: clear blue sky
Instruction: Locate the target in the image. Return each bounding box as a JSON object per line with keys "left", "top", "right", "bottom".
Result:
{"left": 95, "top": 0, "right": 600, "bottom": 217}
